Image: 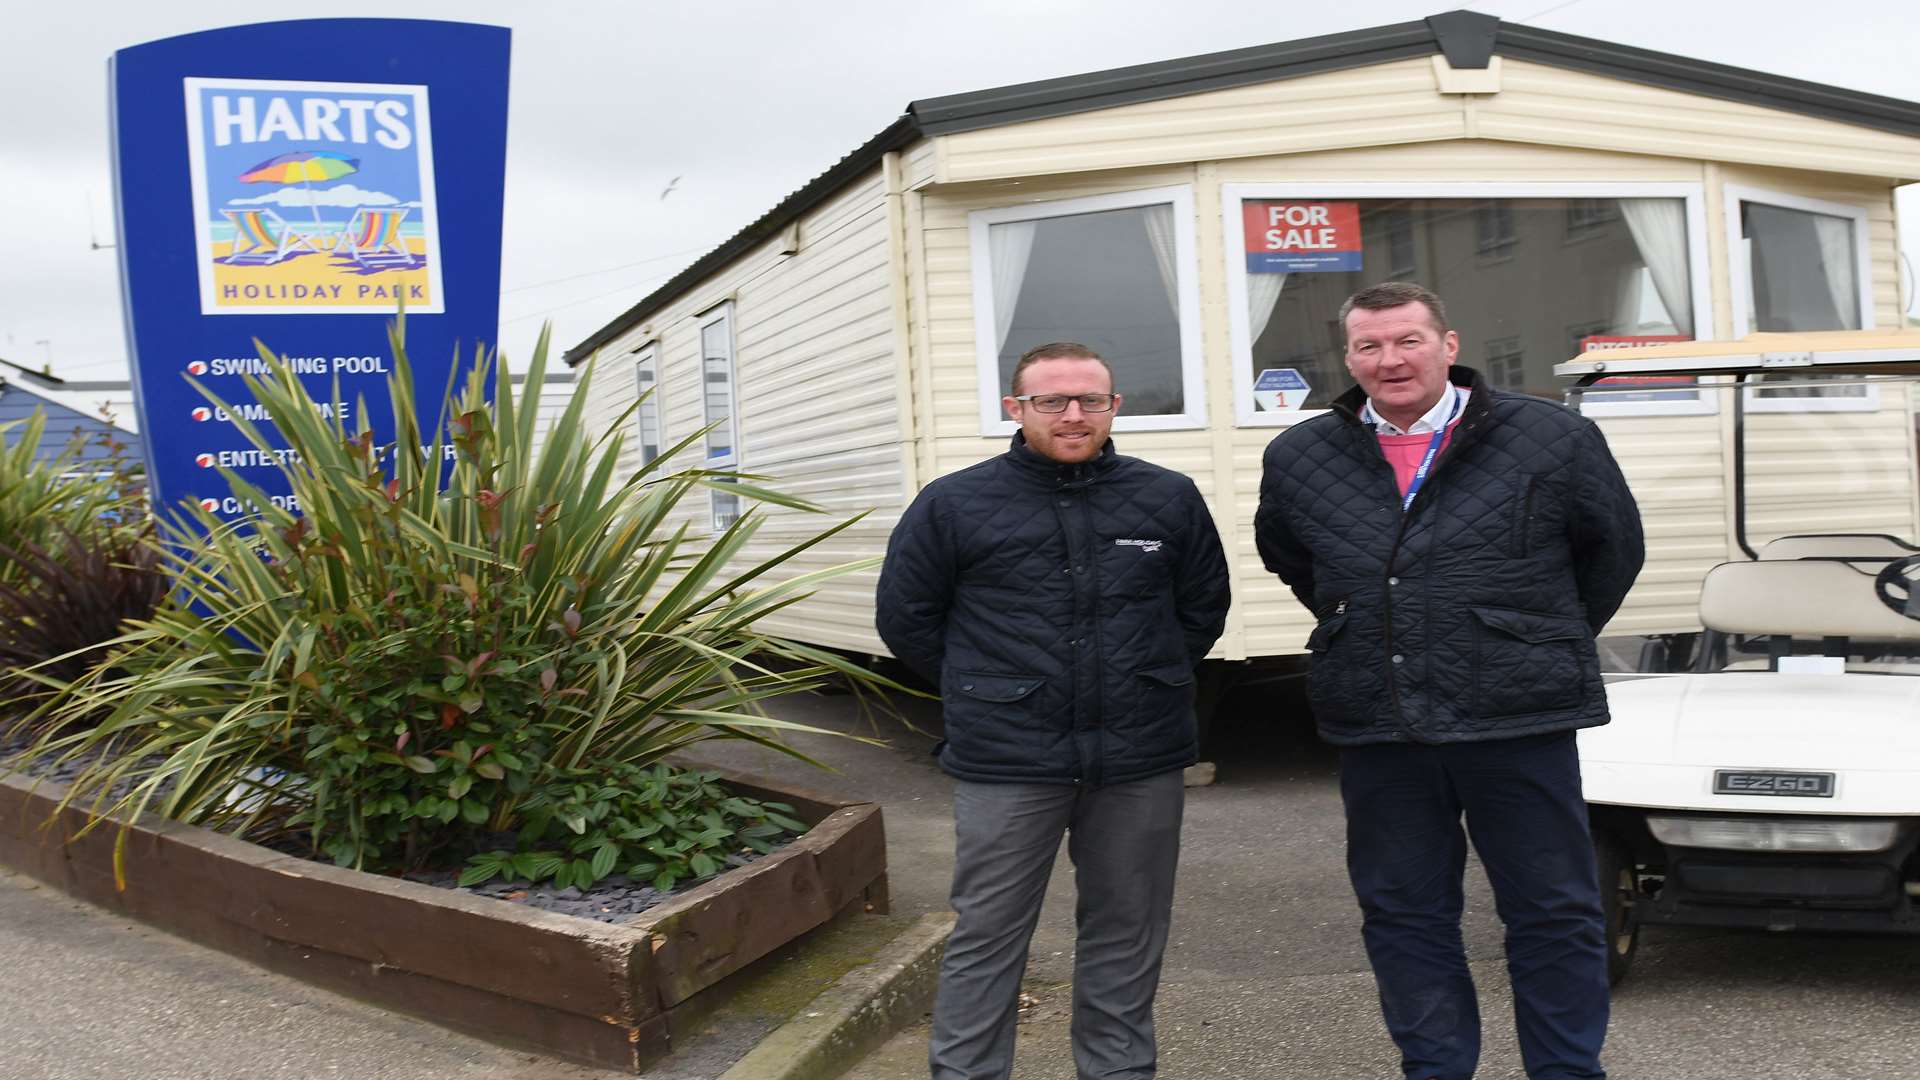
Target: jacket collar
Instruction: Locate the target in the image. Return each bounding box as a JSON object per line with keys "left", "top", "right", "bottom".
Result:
{"left": 1007, "top": 431, "right": 1120, "bottom": 487}
{"left": 1332, "top": 366, "right": 1492, "bottom": 433}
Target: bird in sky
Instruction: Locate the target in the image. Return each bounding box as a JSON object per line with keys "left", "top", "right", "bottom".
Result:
{"left": 659, "top": 175, "right": 681, "bottom": 201}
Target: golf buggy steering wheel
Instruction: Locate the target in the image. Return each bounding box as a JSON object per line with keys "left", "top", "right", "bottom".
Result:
{"left": 1873, "top": 554, "right": 1920, "bottom": 619}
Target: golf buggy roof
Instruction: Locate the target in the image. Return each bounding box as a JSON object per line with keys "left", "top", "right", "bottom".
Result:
{"left": 1554, "top": 330, "right": 1920, "bottom": 383}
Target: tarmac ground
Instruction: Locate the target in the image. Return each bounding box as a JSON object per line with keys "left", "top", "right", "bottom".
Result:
{"left": 5, "top": 679, "right": 1920, "bottom": 1079}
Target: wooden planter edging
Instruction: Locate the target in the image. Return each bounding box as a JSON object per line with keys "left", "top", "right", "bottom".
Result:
{"left": 0, "top": 761, "right": 888, "bottom": 1073}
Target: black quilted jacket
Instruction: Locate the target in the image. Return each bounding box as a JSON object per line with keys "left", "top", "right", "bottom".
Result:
{"left": 1254, "top": 366, "right": 1643, "bottom": 746}
{"left": 876, "top": 434, "right": 1230, "bottom": 786}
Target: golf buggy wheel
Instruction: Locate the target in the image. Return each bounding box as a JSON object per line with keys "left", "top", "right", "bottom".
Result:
{"left": 1593, "top": 830, "right": 1639, "bottom": 986}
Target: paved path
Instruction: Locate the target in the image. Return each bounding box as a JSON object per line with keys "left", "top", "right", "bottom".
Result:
{"left": 0, "top": 866, "right": 626, "bottom": 1080}
{"left": 739, "top": 691, "right": 1920, "bottom": 1080}
{"left": 6, "top": 684, "right": 1920, "bottom": 1080}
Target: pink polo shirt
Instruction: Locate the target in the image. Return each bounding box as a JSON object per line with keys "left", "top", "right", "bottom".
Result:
{"left": 1378, "top": 430, "right": 1452, "bottom": 496}
{"left": 1362, "top": 387, "right": 1467, "bottom": 498}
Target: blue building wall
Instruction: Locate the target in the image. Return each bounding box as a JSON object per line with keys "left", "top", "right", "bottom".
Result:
{"left": 0, "top": 382, "right": 143, "bottom": 468}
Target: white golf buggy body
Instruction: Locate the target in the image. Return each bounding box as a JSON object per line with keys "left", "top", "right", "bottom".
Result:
{"left": 1556, "top": 332, "right": 1920, "bottom": 984}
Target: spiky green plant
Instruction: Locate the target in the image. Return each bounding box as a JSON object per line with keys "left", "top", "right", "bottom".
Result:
{"left": 11, "top": 322, "right": 895, "bottom": 880}
{"left": 0, "top": 409, "right": 144, "bottom": 590}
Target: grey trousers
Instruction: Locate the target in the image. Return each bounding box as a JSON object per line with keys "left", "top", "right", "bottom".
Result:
{"left": 928, "top": 770, "right": 1185, "bottom": 1080}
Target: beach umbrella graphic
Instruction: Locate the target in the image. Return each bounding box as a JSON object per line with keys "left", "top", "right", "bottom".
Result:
{"left": 237, "top": 150, "right": 359, "bottom": 229}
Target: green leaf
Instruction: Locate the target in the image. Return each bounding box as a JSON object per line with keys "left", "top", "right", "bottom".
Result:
{"left": 447, "top": 774, "right": 473, "bottom": 800}
{"left": 458, "top": 858, "right": 505, "bottom": 887}
{"left": 473, "top": 761, "right": 505, "bottom": 781}
{"left": 589, "top": 843, "right": 618, "bottom": 880}
{"left": 689, "top": 852, "right": 717, "bottom": 878}
{"left": 459, "top": 798, "right": 489, "bottom": 825}
{"left": 512, "top": 851, "right": 565, "bottom": 881}
{"left": 405, "top": 755, "right": 438, "bottom": 775}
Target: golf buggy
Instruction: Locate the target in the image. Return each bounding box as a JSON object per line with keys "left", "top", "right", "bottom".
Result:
{"left": 1557, "top": 331, "right": 1920, "bottom": 985}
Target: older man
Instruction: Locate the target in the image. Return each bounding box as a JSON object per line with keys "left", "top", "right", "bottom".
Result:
{"left": 878, "top": 341, "right": 1230, "bottom": 1080}
{"left": 1254, "top": 282, "right": 1643, "bottom": 1080}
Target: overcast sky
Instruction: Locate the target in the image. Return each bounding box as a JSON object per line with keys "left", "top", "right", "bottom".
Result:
{"left": 2, "top": 0, "right": 1916, "bottom": 386}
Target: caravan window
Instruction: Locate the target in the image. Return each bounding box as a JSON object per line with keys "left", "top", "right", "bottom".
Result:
{"left": 1221, "top": 185, "right": 1709, "bottom": 423}
{"left": 699, "top": 305, "right": 741, "bottom": 530}
{"left": 969, "top": 186, "right": 1206, "bottom": 434}
{"left": 632, "top": 344, "right": 662, "bottom": 467}
{"left": 1727, "top": 187, "right": 1877, "bottom": 412}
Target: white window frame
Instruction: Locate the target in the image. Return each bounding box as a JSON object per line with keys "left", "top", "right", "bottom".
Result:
{"left": 631, "top": 342, "right": 663, "bottom": 470}
{"left": 1219, "top": 182, "right": 1715, "bottom": 424}
{"left": 697, "top": 303, "right": 741, "bottom": 530}
{"left": 1725, "top": 184, "right": 1879, "bottom": 413}
{"left": 968, "top": 185, "right": 1207, "bottom": 435}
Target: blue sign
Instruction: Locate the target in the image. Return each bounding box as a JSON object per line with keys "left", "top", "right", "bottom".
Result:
{"left": 1254, "top": 369, "right": 1310, "bottom": 393}
{"left": 111, "top": 19, "right": 510, "bottom": 523}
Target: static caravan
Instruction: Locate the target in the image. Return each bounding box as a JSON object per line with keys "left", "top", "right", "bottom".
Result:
{"left": 566, "top": 10, "right": 1920, "bottom": 683}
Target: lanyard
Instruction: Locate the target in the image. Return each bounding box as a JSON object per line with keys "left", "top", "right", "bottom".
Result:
{"left": 1399, "top": 391, "right": 1462, "bottom": 512}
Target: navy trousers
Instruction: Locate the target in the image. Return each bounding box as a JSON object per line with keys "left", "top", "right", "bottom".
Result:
{"left": 1339, "top": 732, "right": 1608, "bottom": 1080}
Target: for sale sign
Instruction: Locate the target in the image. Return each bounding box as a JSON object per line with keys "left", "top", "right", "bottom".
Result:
{"left": 1243, "top": 201, "right": 1362, "bottom": 273}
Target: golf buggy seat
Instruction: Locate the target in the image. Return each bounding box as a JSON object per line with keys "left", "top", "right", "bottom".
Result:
{"left": 1699, "top": 557, "right": 1920, "bottom": 672}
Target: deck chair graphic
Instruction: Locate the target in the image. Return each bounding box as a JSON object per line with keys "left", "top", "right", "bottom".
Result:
{"left": 336, "top": 207, "right": 418, "bottom": 269}
{"left": 219, "top": 208, "right": 322, "bottom": 265}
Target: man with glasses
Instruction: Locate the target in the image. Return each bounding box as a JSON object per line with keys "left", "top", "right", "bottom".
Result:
{"left": 1254, "top": 282, "right": 1643, "bottom": 1080}
{"left": 878, "top": 341, "right": 1230, "bottom": 1080}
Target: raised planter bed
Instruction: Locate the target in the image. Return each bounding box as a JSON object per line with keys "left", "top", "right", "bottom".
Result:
{"left": 0, "top": 759, "right": 887, "bottom": 1073}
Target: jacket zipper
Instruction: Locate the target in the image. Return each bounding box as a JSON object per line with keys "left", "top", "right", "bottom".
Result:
{"left": 1057, "top": 462, "right": 1096, "bottom": 786}
{"left": 1075, "top": 474, "right": 1103, "bottom": 787}
{"left": 1370, "top": 389, "right": 1484, "bottom": 736}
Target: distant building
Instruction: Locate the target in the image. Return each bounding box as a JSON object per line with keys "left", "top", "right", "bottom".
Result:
{"left": 0, "top": 363, "right": 143, "bottom": 470}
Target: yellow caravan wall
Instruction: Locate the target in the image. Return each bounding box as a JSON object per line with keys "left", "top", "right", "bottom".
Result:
{"left": 576, "top": 53, "right": 1919, "bottom": 660}
{"left": 576, "top": 167, "right": 907, "bottom": 653}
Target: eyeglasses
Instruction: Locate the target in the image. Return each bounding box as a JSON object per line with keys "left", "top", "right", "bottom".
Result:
{"left": 1012, "top": 393, "right": 1116, "bottom": 414}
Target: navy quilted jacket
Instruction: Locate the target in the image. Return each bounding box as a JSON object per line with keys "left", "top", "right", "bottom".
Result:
{"left": 1254, "top": 366, "right": 1644, "bottom": 746}
{"left": 876, "top": 434, "right": 1230, "bottom": 786}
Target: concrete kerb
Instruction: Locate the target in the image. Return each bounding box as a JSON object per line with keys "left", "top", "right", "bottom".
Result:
{"left": 718, "top": 911, "right": 954, "bottom": 1080}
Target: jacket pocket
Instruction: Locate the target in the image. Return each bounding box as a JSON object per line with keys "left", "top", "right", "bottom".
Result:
{"left": 1305, "top": 607, "right": 1352, "bottom": 724}
{"left": 1469, "top": 605, "right": 1588, "bottom": 718}
{"left": 1131, "top": 662, "right": 1198, "bottom": 735}
{"left": 1138, "top": 663, "right": 1195, "bottom": 690}
{"left": 947, "top": 670, "right": 1045, "bottom": 703}
{"left": 1511, "top": 475, "right": 1537, "bottom": 558}
{"left": 941, "top": 670, "right": 1052, "bottom": 773}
